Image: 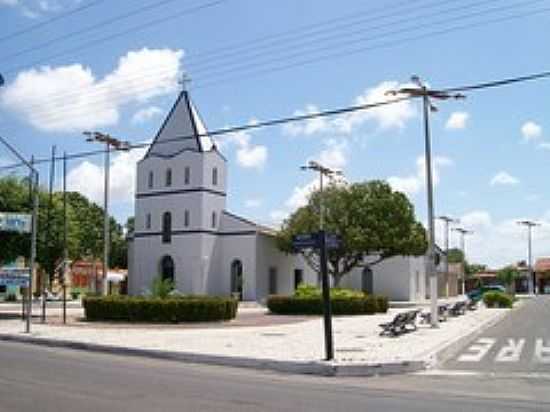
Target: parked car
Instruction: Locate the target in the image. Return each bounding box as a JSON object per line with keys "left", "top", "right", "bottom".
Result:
{"left": 467, "top": 285, "right": 506, "bottom": 301}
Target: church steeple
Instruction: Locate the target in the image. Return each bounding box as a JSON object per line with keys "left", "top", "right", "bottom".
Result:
{"left": 145, "top": 90, "right": 215, "bottom": 158}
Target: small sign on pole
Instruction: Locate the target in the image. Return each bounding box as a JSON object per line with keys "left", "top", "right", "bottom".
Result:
{"left": 0, "top": 269, "right": 30, "bottom": 287}
{"left": 0, "top": 213, "right": 32, "bottom": 234}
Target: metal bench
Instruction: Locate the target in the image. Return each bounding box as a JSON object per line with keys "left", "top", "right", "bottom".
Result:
{"left": 448, "top": 301, "right": 467, "bottom": 316}
{"left": 379, "top": 310, "right": 419, "bottom": 337}
{"left": 420, "top": 304, "right": 449, "bottom": 324}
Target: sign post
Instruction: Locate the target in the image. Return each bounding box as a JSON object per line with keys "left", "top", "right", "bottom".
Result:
{"left": 292, "top": 231, "right": 340, "bottom": 361}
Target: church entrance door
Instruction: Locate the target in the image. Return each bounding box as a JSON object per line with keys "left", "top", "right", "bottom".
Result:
{"left": 160, "top": 255, "right": 175, "bottom": 284}
{"left": 230, "top": 259, "right": 243, "bottom": 301}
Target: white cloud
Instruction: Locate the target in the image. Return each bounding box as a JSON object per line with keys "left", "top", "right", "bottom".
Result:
{"left": 217, "top": 125, "right": 267, "bottom": 170}
{"left": 445, "top": 111, "right": 469, "bottom": 130}
{"left": 244, "top": 198, "right": 262, "bottom": 208}
{"left": 67, "top": 148, "right": 146, "bottom": 205}
{"left": 131, "top": 105, "right": 162, "bottom": 124}
{"left": 269, "top": 209, "right": 289, "bottom": 225}
{"left": 283, "top": 80, "right": 416, "bottom": 137}
{"left": 490, "top": 171, "right": 519, "bottom": 186}
{"left": 285, "top": 179, "right": 319, "bottom": 210}
{"left": 318, "top": 139, "right": 348, "bottom": 170}
{"left": 0, "top": 0, "right": 19, "bottom": 6}
{"left": 1, "top": 48, "right": 183, "bottom": 132}
{"left": 387, "top": 155, "right": 453, "bottom": 196}
{"left": 236, "top": 145, "right": 267, "bottom": 169}
{"left": 521, "top": 121, "right": 542, "bottom": 142}
{"left": 435, "top": 210, "right": 550, "bottom": 268}
{"left": 538, "top": 142, "right": 550, "bottom": 150}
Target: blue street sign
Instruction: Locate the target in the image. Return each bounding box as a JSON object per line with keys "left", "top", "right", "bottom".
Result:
{"left": 292, "top": 233, "right": 320, "bottom": 250}
{"left": 0, "top": 213, "right": 32, "bottom": 233}
{"left": 326, "top": 234, "right": 342, "bottom": 250}
{"left": 0, "top": 269, "right": 30, "bottom": 287}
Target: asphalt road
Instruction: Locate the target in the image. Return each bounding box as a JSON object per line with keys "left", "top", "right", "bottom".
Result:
{"left": 0, "top": 341, "right": 549, "bottom": 412}
{"left": 444, "top": 296, "right": 550, "bottom": 375}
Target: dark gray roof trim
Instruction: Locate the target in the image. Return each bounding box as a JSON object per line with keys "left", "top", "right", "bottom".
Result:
{"left": 136, "top": 187, "right": 226, "bottom": 198}
{"left": 133, "top": 229, "right": 257, "bottom": 238}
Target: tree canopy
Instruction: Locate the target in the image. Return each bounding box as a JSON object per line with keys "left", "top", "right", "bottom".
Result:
{"left": 0, "top": 177, "right": 128, "bottom": 276}
{"left": 277, "top": 180, "right": 427, "bottom": 285}
{"left": 447, "top": 247, "right": 464, "bottom": 264}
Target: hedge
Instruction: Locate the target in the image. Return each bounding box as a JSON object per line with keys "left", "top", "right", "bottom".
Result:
{"left": 483, "top": 291, "right": 514, "bottom": 308}
{"left": 83, "top": 296, "right": 239, "bottom": 322}
{"left": 266, "top": 294, "right": 389, "bottom": 315}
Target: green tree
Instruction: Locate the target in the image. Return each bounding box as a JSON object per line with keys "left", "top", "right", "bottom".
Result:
{"left": 465, "top": 263, "right": 487, "bottom": 276}
{"left": 497, "top": 265, "right": 519, "bottom": 293}
{"left": 277, "top": 180, "right": 427, "bottom": 286}
{"left": 0, "top": 177, "right": 128, "bottom": 277}
{"left": 447, "top": 247, "right": 464, "bottom": 264}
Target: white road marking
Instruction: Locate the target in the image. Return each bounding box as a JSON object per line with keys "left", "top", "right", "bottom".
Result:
{"left": 457, "top": 338, "right": 496, "bottom": 362}
{"left": 534, "top": 339, "right": 550, "bottom": 364}
{"left": 495, "top": 338, "right": 525, "bottom": 362}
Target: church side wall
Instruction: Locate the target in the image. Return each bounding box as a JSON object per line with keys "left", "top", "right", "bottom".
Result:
{"left": 219, "top": 234, "right": 257, "bottom": 300}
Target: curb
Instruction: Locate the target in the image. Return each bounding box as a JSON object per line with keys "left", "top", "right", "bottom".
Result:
{"left": 0, "top": 332, "right": 426, "bottom": 377}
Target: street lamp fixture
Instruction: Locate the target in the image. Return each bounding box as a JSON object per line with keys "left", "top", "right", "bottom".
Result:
{"left": 517, "top": 220, "right": 540, "bottom": 294}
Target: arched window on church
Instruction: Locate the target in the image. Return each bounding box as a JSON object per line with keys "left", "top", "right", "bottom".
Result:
{"left": 212, "top": 167, "right": 218, "bottom": 186}
{"left": 146, "top": 213, "right": 151, "bottom": 229}
{"left": 148, "top": 171, "right": 154, "bottom": 189}
{"left": 165, "top": 168, "right": 172, "bottom": 187}
{"left": 184, "top": 167, "right": 190, "bottom": 185}
{"left": 211, "top": 211, "right": 217, "bottom": 228}
{"left": 184, "top": 210, "right": 190, "bottom": 227}
{"left": 162, "top": 212, "right": 172, "bottom": 243}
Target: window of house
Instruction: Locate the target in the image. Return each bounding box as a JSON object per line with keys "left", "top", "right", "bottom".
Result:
{"left": 162, "top": 212, "right": 172, "bottom": 243}
{"left": 211, "top": 211, "right": 217, "bottom": 228}
{"left": 148, "top": 171, "right": 154, "bottom": 189}
{"left": 212, "top": 167, "right": 218, "bottom": 186}
{"left": 166, "top": 168, "right": 172, "bottom": 187}
{"left": 184, "top": 167, "right": 190, "bottom": 184}
{"left": 184, "top": 210, "right": 190, "bottom": 227}
{"left": 146, "top": 213, "right": 151, "bottom": 229}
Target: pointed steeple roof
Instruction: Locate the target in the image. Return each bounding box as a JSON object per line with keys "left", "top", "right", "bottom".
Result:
{"left": 145, "top": 91, "right": 215, "bottom": 158}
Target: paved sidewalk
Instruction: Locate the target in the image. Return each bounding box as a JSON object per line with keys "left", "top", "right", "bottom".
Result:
{"left": 0, "top": 303, "right": 510, "bottom": 376}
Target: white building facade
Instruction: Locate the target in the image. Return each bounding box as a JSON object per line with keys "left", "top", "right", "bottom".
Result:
{"left": 128, "top": 91, "right": 445, "bottom": 303}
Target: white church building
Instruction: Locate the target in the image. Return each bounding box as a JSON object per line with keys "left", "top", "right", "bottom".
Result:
{"left": 127, "top": 90, "right": 450, "bottom": 303}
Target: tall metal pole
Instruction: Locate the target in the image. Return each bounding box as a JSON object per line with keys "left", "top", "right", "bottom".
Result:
{"left": 62, "top": 152, "right": 68, "bottom": 324}
{"left": 42, "top": 145, "right": 56, "bottom": 323}
{"left": 422, "top": 93, "right": 438, "bottom": 328}
{"left": 26, "top": 172, "right": 39, "bottom": 333}
{"left": 103, "top": 143, "right": 110, "bottom": 296}
{"left": 517, "top": 220, "right": 538, "bottom": 295}
{"left": 319, "top": 171, "right": 324, "bottom": 230}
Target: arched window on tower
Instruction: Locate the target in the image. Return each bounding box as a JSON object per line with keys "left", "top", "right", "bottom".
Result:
{"left": 148, "top": 171, "right": 154, "bottom": 189}
{"left": 146, "top": 213, "right": 151, "bottom": 229}
{"left": 165, "top": 168, "right": 172, "bottom": 187}
{"left": 212, "top": 167, "right": 218, "bottom": 186}
{"left": 211, "top": 211, "right": 217, "bottom": 228}
{"left": 162, "top": 211, "right": 172, "bottom": 243}
{"left": 184, "top": 210, "right": 190, "bottom": 227}
{"left": 184, "top": 167, "right": 190, "bottom": 185}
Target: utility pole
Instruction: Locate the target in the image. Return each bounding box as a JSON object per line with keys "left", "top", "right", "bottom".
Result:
{"left": 0, "top": 135, "right": 39, "bottom": 333}
{"left": 517, "top": 220, "right": 539, "bottom": 295}
{"left": 438, "top": 216, "right": 459, "bottom": 298}
{"left": 42, "top": 145, "right": 56, "bottom": 323}
{"left": 62, "top": 152, "right": 68, "bottom": 324}
{"left": 387, "top": 76, "right": 465, "bottom": 327}
{"left": 452, "top": 227, "right": 473, "bottom": 295}
{"left": 300, "top": 160, "right": 342, "bottom": 361}
{"left": 83, "top": 131, "right": 130, "bottom": 296}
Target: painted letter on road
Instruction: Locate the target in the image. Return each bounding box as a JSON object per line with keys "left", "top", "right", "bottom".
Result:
{"left": 495, "top": 338, "right": 525, "bottom": 362}
{"left": 534, "top": 339, "right": 550, "bottom": 364}
{"left": 458, "top": 338, "right": 496, "bottom": 362}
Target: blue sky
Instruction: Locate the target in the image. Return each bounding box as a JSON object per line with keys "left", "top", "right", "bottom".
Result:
{"left": 1, "top": 0, "right": 550, "bottom": 267}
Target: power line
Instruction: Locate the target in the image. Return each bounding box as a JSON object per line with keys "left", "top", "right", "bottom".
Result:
{"left": 1, "top": 0, "right": 229, "bottom": 76}
{"left": 0, "top": 95, "right": 414, "bottom": 171}
{"left": 0, "top": 0, "right": 199, "bottom": 62}
{"left": 5, "top": 66, "right": 550, "bottom": 173}
{"left": 0, "top": 0, "right": 105, "bottom": 44}
{"left": 5, "top": 0, "right": 544, "bottom": 119}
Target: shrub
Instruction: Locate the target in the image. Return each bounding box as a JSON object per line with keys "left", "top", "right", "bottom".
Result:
{"left": 483, "top": 291, "right": 514, "bottom": 308}
{"left": 294, "top": 283, "right": 364, "bottom": 299}
{"left": 5, "top": 293, "right": 17, "bottom": 302}
{"left": 267, "top": 293, "right": 387, "bottom": 316}
{"left": 82, "top": 295, "right": 239, "bottom": 322}
{"left": 374, "top": 295, "right": 389, "bottom": 313}
{"left": 151, "top": 276, "right": 174, "bottom": 299}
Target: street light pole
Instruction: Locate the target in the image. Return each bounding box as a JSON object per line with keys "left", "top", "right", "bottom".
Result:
{"left": 452, "top": 227, "right": 473, "bottom": 295}
{"left": 387, "top": 76, "right": 465, "bottom": 327}
{"left": 300, "top": 160, "right": 342, "bottom": 361}
{"left": 0, "top": 135, "right": 39, "bottom": 333}
{"left": 438, "top": 216, "right": 459, "bottom": 297}
{"left": 517, "top": 220, "right": 539, "bottom": 295}
{"left": 83, "top": 131, "right": 130, "bottom": 296}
